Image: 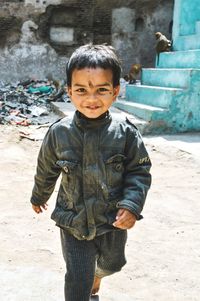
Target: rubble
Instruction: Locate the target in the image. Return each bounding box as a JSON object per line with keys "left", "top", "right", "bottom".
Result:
{"left": 0, "top": 79, "right": 71, "bottom": 126}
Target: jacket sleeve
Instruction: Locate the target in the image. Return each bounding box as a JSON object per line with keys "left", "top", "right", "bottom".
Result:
{"left": 117, "top": 124, "right": 152, "bottom": 220}
{"left": 30, "top": 126, "right": 61, "bottom": 206}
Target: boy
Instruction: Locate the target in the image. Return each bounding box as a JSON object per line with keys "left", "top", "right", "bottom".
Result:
{"left": 31, "top": 44, "right": 151, "bottom": 301}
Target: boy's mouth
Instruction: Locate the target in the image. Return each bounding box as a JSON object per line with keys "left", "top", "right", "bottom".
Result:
{"left": 86, "top": 105, "right": 100, "bottom": 110}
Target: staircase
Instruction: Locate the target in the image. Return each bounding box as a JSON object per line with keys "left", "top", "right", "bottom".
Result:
{"left": 114, "top": 0, "right": 200, "bottom": 134}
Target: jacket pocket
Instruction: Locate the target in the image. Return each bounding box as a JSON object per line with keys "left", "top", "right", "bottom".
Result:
{"left": 105, "top": 154, "right": 126, "bottom": 187}
{"left": 51, "top": 205, "right": 75, "bottom": 228}
{"left": 56, "top": 160, "right": 79, "bottom": 195}
{"left": 57, "top": 187, "right": 74, "bottom": 210}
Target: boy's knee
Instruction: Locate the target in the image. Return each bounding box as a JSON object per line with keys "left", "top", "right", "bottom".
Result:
{"left": 95, "top": 259, "right": 127, "bottom": 278}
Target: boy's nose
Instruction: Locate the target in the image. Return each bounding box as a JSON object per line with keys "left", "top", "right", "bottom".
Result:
{"left": 86, "top": 93, "right": 98, "bottom": 101}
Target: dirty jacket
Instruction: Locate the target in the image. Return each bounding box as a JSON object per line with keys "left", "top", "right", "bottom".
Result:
{"left": 31, "top": 110, "right": 151, "bottom": 240}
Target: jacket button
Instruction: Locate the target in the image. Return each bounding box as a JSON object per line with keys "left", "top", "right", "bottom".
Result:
{"left": 82, "top": 235, "right": 86, "bottom": 239}
{"left": 63, "top": 166, "right": 69, "bottom": 173}
{"left": 115, "top": 163, "right": 122, "bottom": 171}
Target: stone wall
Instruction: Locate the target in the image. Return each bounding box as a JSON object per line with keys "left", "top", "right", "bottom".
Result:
{"left": 0, "top": 0, "right": 174, "bottom": 82}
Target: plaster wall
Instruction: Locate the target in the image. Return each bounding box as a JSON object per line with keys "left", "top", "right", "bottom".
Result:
{"left": 111, "top": 1, "right": 174, "bottom": 74}
{"left": 0, "top": 0, "right": 174, "bottom": 83}
{"left": 49, "top": 27, "right": 74, "bottom": 44}
{"left": 112, "top": 7, "right": 137, "bottom": 72}
{"left": 25, "top": 0, "right": 62, "bottom": 11}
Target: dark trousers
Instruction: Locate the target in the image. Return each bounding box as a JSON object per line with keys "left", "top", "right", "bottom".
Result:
{"left": 60, "top": 229, "right": 127, "bottom": 301}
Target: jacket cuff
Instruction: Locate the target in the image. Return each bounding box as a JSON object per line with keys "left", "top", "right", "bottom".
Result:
{"left": 30, "top": 195, "right": 45, "bottom": 206}
{"left": 116, "top": 200, "right": 143, "bottom": 220}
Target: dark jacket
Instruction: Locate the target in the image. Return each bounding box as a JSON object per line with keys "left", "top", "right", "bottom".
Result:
{"left": 31, "top": 111, "right": 151, "bottom": 240}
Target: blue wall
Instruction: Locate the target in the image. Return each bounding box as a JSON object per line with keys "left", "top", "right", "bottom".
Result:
{"left": 179, "top": 0, "right": 200, "bottom": 35}
{"left": 173, "top": 0, "right": 200, "bottom": 50}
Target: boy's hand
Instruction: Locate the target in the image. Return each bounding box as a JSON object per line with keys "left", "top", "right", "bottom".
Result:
{"left": 113, "top": 208, "right": 136, "bottom": 229}
{"left": 32, "top": 203, "right": 48, "bottom": 214}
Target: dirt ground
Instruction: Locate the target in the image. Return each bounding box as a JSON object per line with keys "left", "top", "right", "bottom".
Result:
{"left": 0, "top": 123, "right": 200, "bottom": 301}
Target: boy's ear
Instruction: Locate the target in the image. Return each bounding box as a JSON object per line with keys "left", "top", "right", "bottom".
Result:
{"left": 113, "top": 85, "right": 120, "bottom": 101}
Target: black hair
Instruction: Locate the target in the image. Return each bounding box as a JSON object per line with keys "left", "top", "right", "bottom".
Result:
{"left": 66, "top": 44, "right": 122, "bottom": 87}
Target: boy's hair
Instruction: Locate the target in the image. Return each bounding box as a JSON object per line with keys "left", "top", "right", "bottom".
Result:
{"left": 66, "top": 44, "right": 122, "bottom": 87}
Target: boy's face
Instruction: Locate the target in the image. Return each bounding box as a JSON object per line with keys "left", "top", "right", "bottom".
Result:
{"left": 67, "top": 67, "right": 120, "bottom": 119}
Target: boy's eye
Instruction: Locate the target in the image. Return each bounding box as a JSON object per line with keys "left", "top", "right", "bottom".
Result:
{"left": 98, "top": 87, "right": 109, "bottom": 93}
{"left": 76, "top": 88, "right": 86, "bottom": 93}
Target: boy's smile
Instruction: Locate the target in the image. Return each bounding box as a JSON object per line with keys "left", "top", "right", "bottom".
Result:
{"left": 67, "top": 68, "right": 120, "bottom": 119}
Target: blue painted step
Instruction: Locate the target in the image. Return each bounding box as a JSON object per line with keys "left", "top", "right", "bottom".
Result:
{"left": 126, "top": 85, "right": 182, "bottom": 108}
{"left": 157, "top": 49, "right": 200, "bottom": 68}
{"left": 173, "top": 34, "right": 200, "bottom": 51}
{"left": 114, "top": 99, "right": 168, "bottom": 122}
{"left": 196, "top": 21, "right": 200, "bottom": 34}
{"left": 142, "top": 68, "right": 193, "bottom": 89}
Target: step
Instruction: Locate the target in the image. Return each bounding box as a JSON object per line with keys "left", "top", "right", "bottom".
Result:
{"left": 173, "top": 34, "right": 200, "bottom": 51}
{"left": 113, "top": 107, "right": 148, "bottom": 134}
{"left": 142, "top": 68, "right": 193, "bottom": 89}
{"left": 156, "top": 49, "right": 200, "bottom": 68}
{"left": 113, "top": 99, "right": 168, "bottom": 122}
{"left": 196, "top": 21, "right": 200, "bottom": 34}
{"left": 126, "top": 84, "right": 182, "bottom": 108}
{"left": 51, "top": 101, "right": 75, "bottom": 117}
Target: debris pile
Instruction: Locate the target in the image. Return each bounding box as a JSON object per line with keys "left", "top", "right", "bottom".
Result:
{"left": 0, "top": 79, "right": 70, "bottom": 126}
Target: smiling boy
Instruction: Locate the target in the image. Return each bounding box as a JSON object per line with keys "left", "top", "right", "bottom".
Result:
{"left": 68, "top": 67, "right": 119, "bottom": 119}
{"left": 31, "top": 44, "right": 151, "bottom": 301}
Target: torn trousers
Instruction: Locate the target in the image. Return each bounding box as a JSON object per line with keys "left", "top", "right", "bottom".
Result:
{"left": 60, "top": 228, "right": 127, "bottom": 301}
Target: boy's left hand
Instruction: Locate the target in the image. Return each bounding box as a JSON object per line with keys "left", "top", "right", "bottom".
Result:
{"left": 113, "top": 208, "right": 137, "bottom": 229}
{"left": 32, "top": 203, "right": 48, "bottom": 214}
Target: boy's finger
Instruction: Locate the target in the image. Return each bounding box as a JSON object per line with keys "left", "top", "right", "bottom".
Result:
{"left": 41, "top": 203, "right": 48, "bottom": 210}
{"left": 113, "top": 217, "right": 126, "bottom": 227}
{"left": 113, "top": 221, "right": 126, "bottom": 229}
{"left": 115, "top": 209, "right": 126, "bottom": 221}
{"left": 116, "top": 209, "right": 124, "bottom": 218}
{"left": 33, "top": 207, "right": 41, "bottom": 214}
{"left": 113, "top": 215, "right": 135, "bottom": 228}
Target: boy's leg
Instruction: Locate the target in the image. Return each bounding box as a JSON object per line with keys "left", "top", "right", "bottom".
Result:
{"left": 60, "top": 229, "right": 98, "bottom": 301}
{"left": 91, "top": 230, "right": 127, "bottom": 294}
{"left": 95, "top": 229, "right": 127, "bottom": 278}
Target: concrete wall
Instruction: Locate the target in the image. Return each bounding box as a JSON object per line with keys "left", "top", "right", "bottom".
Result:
{"left": 0, "top": 0, "right": 174, "bottom": 83}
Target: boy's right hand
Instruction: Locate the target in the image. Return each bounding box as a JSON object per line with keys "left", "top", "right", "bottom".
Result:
{"left": 32, "top": 203, "right": 48, "bottom": 214}
{"left": 113, "top": 208, "right": 136, "bottom": 229}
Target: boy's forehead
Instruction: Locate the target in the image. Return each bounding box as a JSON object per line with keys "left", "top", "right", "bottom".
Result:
{"left": 71, "top": 67, "right": 113, "bottom": 86}
{"left": 88, "top": 80, "right": 94, "bottom": 88}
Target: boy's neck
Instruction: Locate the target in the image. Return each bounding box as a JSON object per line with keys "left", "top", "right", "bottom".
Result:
{"left": 77, "top": 111, "right": 109, "bottom": 121}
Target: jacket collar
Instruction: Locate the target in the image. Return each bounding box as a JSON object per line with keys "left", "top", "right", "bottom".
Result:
{"left": 73, "top": 110, "right": 112, "bottom": 129}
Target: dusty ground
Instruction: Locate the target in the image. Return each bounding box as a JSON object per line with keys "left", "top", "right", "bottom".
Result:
{"left": 0, "top": 123, "right": 200, "bottom": 301}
